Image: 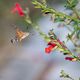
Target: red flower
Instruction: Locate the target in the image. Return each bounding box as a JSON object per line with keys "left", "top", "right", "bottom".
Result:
{"left": 45, "top": 42, "right": 57, "bottom": 54}
{"left": 11, "top": 3, "right": 24, "bottom": 16}
{"left": 65, "top": 57, "right": 77, "bottom": 61}
{"left": 48, "top": 42, "right": 56, "bottom": 47}
{"left": 45, "top": 45, "right": 54, "bottom": 53}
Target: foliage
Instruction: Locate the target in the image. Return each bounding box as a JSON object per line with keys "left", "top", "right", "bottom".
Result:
{"left": 60, "top": 70, "right": 80, "bottom": 80}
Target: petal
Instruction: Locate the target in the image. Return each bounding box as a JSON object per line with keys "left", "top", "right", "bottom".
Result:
{"left": 65, "top": 57, "right": 77, "bottom": 61}
{"left": 45, "top": 45, "right": 54, "bottom": 54}
{"left": 11, "top": 7, "right": 17, "bottom": 13}
{"left": 11, "top": 3, "right": 24, "bottom": 16}
{"left": 45, "top": 48, "right": 51, "bottom": 53}
{"left": 15, "top": 3, "right": 24, "bottom": 16}
{"left": 48, "top": 42, "right": 56, "bottom": 47}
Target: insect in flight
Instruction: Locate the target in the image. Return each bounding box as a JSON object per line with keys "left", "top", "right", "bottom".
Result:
{"left": 11, "top": 25, "right": 29, "bottom": 44}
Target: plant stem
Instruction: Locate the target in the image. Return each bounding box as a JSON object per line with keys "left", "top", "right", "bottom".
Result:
{"left": 26, "top": 19, "right": 80, "bottom": 62}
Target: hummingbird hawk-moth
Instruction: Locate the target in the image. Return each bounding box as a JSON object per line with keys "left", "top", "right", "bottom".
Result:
{"left": 11, "top": 26, "right": 29, "bottom": 43}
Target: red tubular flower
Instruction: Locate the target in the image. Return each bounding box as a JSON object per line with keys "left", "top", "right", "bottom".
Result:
{"left": 11, "top": 3, "right": 24, "bottom": 16}
{"left": 45, "top": 42, "right": 57, "bottom": 54}
{"left": 45, "top": 45, "right": 54, "bottom": 54}
{"left": 48, "top": 42, "right": 56, "bottom": 47}
{"left": 65, "top": 57, "right": 77, "bottom": 61}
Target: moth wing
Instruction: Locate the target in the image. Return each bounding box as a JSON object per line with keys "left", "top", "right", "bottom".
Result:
{"left": 20, "top": 32, "right": 29, "bottom": 41}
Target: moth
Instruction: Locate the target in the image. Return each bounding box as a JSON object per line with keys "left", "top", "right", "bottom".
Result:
{"left": 11, "top": 27, "right": 29, "bottom": 43}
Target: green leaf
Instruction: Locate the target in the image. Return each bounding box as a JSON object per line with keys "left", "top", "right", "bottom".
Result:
{"left": 60, "top": 70, "right": 70, "bottom": 78}
{"left": 39, "top": 32, "right": 51, "bottom": 42}
{"left": 54, "top": 16, "right": 65, "bottom": 23}
{"left": 76, "top": 30, "right": 80, "bottom": 39}
{"left": 65, "top": 0, "right": 78, "bottom": 9}
{"left": 32, "top": 0, "right": 46, "bottom": 9}
{"left": 25, "top": 16, "right": 32, "bottom": 24}
{"left": 32, "top": 1, "right": 42, "bottom": 8}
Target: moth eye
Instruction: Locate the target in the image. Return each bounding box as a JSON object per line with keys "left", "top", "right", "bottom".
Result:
{"left": 11, "top": 39, "right": 14, "bottom": 44}
{"left": 11, "top": 38, "right": 17, "bottom": 44}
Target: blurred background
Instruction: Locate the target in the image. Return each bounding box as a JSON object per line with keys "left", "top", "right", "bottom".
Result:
{"left": 0, "top": 0, "right": 80, "bottom": 80}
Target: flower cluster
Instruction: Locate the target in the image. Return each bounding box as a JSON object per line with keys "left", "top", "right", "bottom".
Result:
{"left": 45, "top": 29, "right": 63, "bottom": 54}
{"left": 44, "top": 29, "right": 79, "bottom": 62}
